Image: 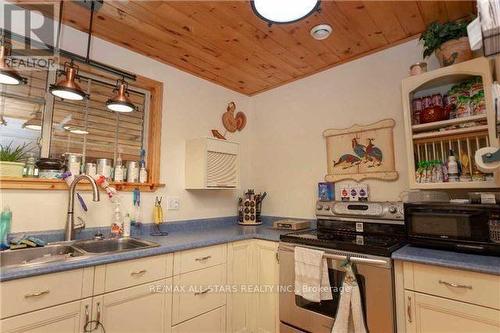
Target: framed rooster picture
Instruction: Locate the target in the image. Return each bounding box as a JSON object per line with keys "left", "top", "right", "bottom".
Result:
{"left": 323, "top": 119, "right": 399, "bottom": 182}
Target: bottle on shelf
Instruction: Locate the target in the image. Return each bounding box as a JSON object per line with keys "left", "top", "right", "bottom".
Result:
{"left": 114, "top": 151, "right": 124, "bottom": 183}
{"left": 447, "top": 150, "right": 459, "bottom": 182}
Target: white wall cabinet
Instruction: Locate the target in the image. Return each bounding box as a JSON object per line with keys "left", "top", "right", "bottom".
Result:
{"left": 185, "top": 137, "right": 240, "bottom": 189}
{"left": 227, "top": 240, "right": 279, "bottom": 333}
{"left": 396, "top": 261, "right": 500, "bottom": 333}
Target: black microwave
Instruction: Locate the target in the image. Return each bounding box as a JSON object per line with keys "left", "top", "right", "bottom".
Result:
{"left": 404, "top": 202, "right": 500, "bottom": 256}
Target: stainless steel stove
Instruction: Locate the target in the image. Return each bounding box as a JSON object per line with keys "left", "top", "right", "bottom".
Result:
{"left": 279, "top": 201, "right": 406, "bottom": 333}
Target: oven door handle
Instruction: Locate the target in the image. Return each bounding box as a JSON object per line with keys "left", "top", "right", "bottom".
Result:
{"left": 279, "top": 243, "right": 391, "bottom": 266}
{"left": 322, "top": 253, "right": 389, "bottom": 265}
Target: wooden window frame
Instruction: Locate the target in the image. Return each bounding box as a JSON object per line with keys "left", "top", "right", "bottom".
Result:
{"left": 0, "top": 60, "right": 164, "bottom": 192}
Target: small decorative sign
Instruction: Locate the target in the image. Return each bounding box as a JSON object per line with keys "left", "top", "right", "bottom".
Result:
{"left": 323, "top": 119, "right": 398, "bottom": 182}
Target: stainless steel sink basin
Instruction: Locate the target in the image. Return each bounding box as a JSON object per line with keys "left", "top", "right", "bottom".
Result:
{"left": 72, "top": 238, "right": 159, "bottom": 254}
{"left": 0, "top": 244, "right": 86, "bottom": 268}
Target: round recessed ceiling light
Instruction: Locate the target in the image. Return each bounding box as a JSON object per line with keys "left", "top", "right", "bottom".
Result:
{"left": 310, "top": 24, "right": 332, "bottom": 40}
{"left": 251, "top": 0, "right": 320, "bottom": 25}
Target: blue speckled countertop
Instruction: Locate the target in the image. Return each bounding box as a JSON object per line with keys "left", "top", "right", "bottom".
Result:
{"left": 0, "top": 216, "right": 292, "bottom": 282}
{"left": 392, "top": 245, "right": 500, "bottom": 276}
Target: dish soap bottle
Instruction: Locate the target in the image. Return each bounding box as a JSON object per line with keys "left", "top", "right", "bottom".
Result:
{"left": 0, "top": 206, "right": 12, "bottom": 249}
{"left": 111, "top": 201, "right": 124, "bottom": 237}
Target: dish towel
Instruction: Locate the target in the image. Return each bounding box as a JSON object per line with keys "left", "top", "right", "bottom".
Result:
{"left": 294, "top": 246, "right": 333, "bottom": 302}
{"left": 331, "top": 262, "right": 367, "bottom": 333}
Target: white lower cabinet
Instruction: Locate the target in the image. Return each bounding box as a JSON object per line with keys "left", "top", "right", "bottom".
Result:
{"left": 227, "top": 240, "right": 255, "bottom": 333}
{"left": 227, "top": 240, "right": 279, "bottom": 333}
{"left": 0, "top": 298, "right": 91, "bottom": 333}
{"left": 172, "top": 306, "right": 226, "bottom": 333}
{"left": 405, "top": 291, "right": 500, "bottom": 333}
{"left": 0, "top": 239, "right": 280, "bottom": 333}
{"left": 91, "top": 279, "right": 172, "bottom": 333}
{"left": 396, "top": 261, "right": 500, "bottom": 333}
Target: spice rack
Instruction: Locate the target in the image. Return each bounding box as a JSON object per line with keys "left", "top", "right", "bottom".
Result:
{"left": 402, "top": 57, "right": 499, "bottom": 189}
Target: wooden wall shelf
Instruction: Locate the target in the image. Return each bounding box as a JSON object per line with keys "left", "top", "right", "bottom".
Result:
{"left": 0, "top": 177, "right": 165, "bottom": 192}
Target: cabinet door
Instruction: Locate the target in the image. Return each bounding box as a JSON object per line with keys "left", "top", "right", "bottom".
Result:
{"left": 227, "top": 240, "right": 255, "bottom": 333}
{"left": 254, "top": 240, "right": 279, "bottom": 333}
{"left": 172, "top": 306, "right": 226, "bottom": 333}
{"left": 0, "top": 298, "right": 91, "bottom": 333}
{"left": 405, "top": 290, "right": 500, "bottom": 333}
{"left": 93, "top": 279, "right": 172, "bottom": 333}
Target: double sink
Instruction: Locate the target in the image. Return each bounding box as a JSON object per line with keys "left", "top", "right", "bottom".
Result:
{"left": 0, "top": 238, "right": 159, "bottom": 269}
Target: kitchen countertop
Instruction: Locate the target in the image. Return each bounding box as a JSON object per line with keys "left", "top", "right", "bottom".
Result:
{"left": 0, "top": 217, "right": 290, "bottom": 282}
{"left": 392, "top": 245, "right": 500, "bottom": 276}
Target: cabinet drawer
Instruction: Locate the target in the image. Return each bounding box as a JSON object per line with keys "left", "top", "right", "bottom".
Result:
{"left": 172, "top": 264, "right": 227, "bottom": 324}
{"left": 0, "top": 269, "right": 85, "bottom": 319}
{"left": 103, "top": 254, "right": 173, "bottom": 293}
{"left": 172, "top": 306, "right": 226, "bottom": 333}
{"left": 406, "top": 263, "right": 500, "bottom": 310}
{"left": 174, "top": 244, "right": 226, "bottom": 275}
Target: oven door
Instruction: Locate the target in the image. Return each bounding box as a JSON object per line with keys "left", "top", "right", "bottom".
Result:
{"left": 278, "top": 243, "right": 395, "bottom": 333}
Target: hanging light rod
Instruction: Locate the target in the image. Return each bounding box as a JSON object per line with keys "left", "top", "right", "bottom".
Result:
{"left": 1, "top": 29, "right": 136, "bottom": 82}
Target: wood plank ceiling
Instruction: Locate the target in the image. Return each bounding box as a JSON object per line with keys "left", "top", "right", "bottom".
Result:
{"left": 14, "top": 1, "right": 476, "bottom": 95}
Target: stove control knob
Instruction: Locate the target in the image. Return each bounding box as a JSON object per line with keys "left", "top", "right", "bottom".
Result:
{"left": 388, "top": 206, "right": 397, "bottom": 214}
{"left": 316, "top": 205, "right": 323, "bottom": 210}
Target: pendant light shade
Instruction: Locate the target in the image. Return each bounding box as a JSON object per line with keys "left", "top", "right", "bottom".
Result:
{"left": 0, "top": 43, "right": 27, "bottom": 85}
{"left": 106, "top": 79, "right": 136, "bottom": 113}
{"left": 50, "top": 61, "right": 87, "bottom": 101}
{"left": 22, "top": 111, "right": 42, "bottom": 131}
{"left": 251, "top": 0, "right": 320, "bottom": 25}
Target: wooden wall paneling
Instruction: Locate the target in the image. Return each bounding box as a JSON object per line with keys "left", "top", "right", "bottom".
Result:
{"left": 417, "top": 1, "right": 450, "bottom": 25}
{"left": 165, "top": 2, "right": 303, "bottom": 81}
{"left": 362, "top": 1, "right": 408, "bottom": 43}
{"left": 335, "top": 1, "right": 388, "bottom": 49}
{"left": 195, "top": 1, "right": 333, "bottom": 72}
{"left": 390, "top": 1, "right": 427, "bottom": 36}
{"left": 101, "top": 2, "right": 274, "bottom": 91}
{"left": 10, "top": 0, "right": 476, "bottom": 95}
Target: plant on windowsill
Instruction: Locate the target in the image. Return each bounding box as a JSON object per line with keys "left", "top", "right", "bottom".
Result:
{"left": 420, "top": 18, "right": 474, "bottom": 67}
{"left": 0, "top": 142, "right": 30, "bottom": 178}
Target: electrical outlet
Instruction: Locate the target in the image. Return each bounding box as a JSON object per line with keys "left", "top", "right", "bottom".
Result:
{"left": 167, "top": 197, "right": 180, "bottom": 210}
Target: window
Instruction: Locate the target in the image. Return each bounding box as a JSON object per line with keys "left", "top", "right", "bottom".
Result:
{"left": 49, "top": 75, "right": 149, "bottom": 164}
{"left": 0, "top": 69, "right": 48, "bottom": 157}
{"left": 0, "top": 36, "right": 163, "bottom": 191}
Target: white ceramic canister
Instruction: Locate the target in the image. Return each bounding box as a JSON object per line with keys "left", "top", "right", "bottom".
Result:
{"left": 96, "top": 158, "right": 112, "bottom": 179}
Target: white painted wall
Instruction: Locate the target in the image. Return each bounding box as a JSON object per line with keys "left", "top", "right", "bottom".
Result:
{"left": 250, "top": 39, "right": 439, "bottom": 219}
{"left": 0, "top": 19, "right": 253, "bottom": 232}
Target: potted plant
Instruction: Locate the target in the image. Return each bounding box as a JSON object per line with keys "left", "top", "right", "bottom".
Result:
{"left": 0, "top": 142, "right": 30, "bottom": 177}
{"left": 420, "top": 19, "right": 473, "bottom": 67}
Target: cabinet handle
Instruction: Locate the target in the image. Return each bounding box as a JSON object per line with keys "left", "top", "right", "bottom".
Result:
{"left": 438, "top": 280, "right": 472, "bottom": 289}
{"left": 96, "top": 302, "right": 101, "bottom": 323}
{"left": 407, "top": 295, "right": 412, "bottom": 323}
{"left": 195, "top": 255, "right": 212, "bottom": 262}
{"left": 84, "top": 304, "right": 90, "bottom": 324}
{"left": 130, "top": 269, "right": 147, "bottom": 276}
{"left": 24, "top": 289, "right": 50, "bottom": 298}
{"left": 194, "top": 288, "right": 210, "bottom": 296}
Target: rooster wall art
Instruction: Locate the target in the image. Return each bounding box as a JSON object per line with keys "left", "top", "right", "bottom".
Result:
{"left": 324, "top": 119, "right": 398, "bottom": 182}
